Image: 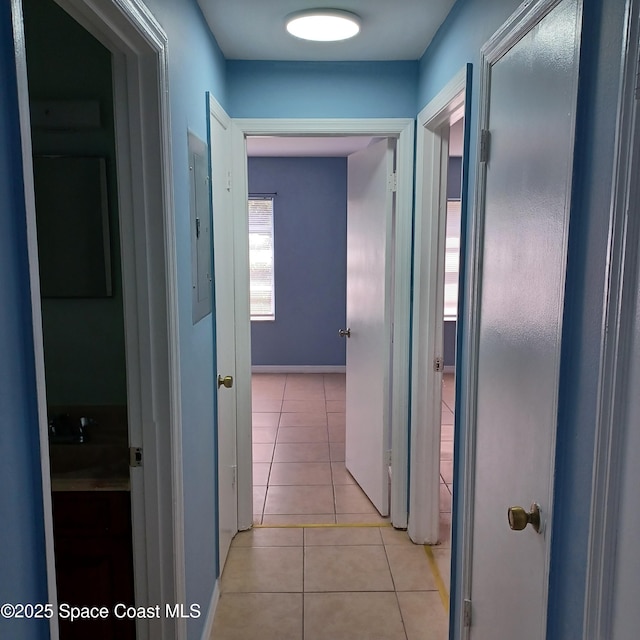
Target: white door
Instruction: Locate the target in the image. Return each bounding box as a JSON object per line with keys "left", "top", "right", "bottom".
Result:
{"left": 468, "top": 0, "right": 581, "bottom": 637}
{"left": 344, "top": 138, "right": 395, "bottom": 516}
{"left": 208, "top": 95, "right": 237, "bottom": 569}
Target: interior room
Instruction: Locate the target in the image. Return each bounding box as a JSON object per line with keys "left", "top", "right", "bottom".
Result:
{"left": 2, "top": 1, "right": 638, "bottom": 640}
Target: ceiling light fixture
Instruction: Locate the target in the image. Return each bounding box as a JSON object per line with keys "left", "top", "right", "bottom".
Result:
{"left": 285, "top": 9, "right": 362, "bottom": 42}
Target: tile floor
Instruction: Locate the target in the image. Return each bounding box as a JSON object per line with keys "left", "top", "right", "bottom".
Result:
{"left": 211, "top": 526, "right": 449, "bottom": 640}
{"left": 252, "top": 372, "right": 454, "bottom": 533}
{"left": 213, "top": 372, "right": 455, "bottom": 639}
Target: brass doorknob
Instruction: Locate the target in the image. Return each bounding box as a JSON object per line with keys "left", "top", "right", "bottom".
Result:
{"left": 218, "top": 375, "right": 233, "bottom": 389}
{"left": 338, "top": 328, "right": 351, "bottom": 338}
{"left": 508, "top": 503, "right": 541, "bottom": 533}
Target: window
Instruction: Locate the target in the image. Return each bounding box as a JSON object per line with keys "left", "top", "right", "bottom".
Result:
{"left": 248, "top": 196, "right": 275, "bottom": 320}
{"left": 444, "top": 199, "right": 461, "bottom": 319}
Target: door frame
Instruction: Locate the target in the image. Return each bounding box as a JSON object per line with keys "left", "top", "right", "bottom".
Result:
{"left": 410, "top": 65, "right": 470, "bottom": 545}
{"left": 458, "top": 1, "right": 582, "bottom": 638}
{"left": 12, "top": 0, "right": 186, "bottom": 638}
{"left": 230, "top": 118, "right": 415, "bottom": 530}
{"left": 584, "top": 0, "right": 640, "bottom": 634}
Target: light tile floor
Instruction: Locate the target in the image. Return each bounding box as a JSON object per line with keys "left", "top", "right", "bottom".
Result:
{"left": 211, "top": 526, "right": 449, "bottom": 640}
{"left": 217, "top": 373, "right": 455, "bottom": 639}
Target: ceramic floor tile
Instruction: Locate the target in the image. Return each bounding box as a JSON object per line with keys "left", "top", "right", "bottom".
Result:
{"left": 337, "top": 513, "right": 391, "bottom": 525}
{"left": 262, "top": 514, "right": 336, "bottom": 525}
{"left": 221, "top": 546, "right": 303, "bottom": 593}
{"left": 326, "top": 400, "right": 346, "bottom": 412}
{"left": 279, "top": 412, "right": 328, "bottom": 427}
{"left": 381, "top": 527, "right": 416, "bottom": 547}
{"left": 330, "top": 442, "right": 345, "bottom": 461}
{"left": 252, "top": 412, "right": 280, "bottom": 428}
{"left": 440, "top": 440, "right": 453, "bottom": 461}
{"left": 328, "top": 423, "right": 345, "bottom": 443}
{"left": 211, "top": 593, "right": 303, "bottom": 640}
{"left": 304, "top": 545, "right": 394, "bottom": 592}
{"left": 441, "top": 423, "right": 454, "bottom": 441}
{"left": 264, "top": 485, "right": 335, "bottom": 514}
{"left": 252, "top": 426, "right": 277, "bottom": 444}
{"left": 253, "top": 485, "right": 267, "bottom": 515}
{"left": 439, "top": 512, "right": 451, "bottom": 548}
{"left": 253, "top": 514, "right": 262, "bottom": 525}
{"left": 304, "top": 527, "right": 383, "bottom": 546}
{"left": 397, "top": 591, "right": 448, "bottom": 640}
{"left": 334, "top": 484, "right": 378, "bottom": 514}
{"left": 328, "top": 412, "right": 346, "bottom": 427}
{"left": 432, "top": 547, "right": 451, "bottom": 592}
{"left": 276, "top": 426, "right": 328, "bottom": 443}
{"left": 273, "top": 442, "right": 330, "bottom": 463}
{"left": 385, "top": 544, "right": 436, "bottom": 591}
{"left": 331, "top": 462, "right": 356, "bottom": 485}
{"left": 440, "top": 483, "right": 452, "bottom": 513}
{"left": 304, "top": 592, "right": 405, "bottom": 640}
{"left": 269, "top": 462, "right": 332, "bottom": 486}
{"left": 441, "top": 407, "right": 454, "bottom": 425}
{"left": 231, "top": 527, "right": 303, "bottom": 548}
{"left": 282, "top": 399, "right": 326, "bottom": 413}
{"left": 252, "top": 443, "right": 275, "bottom": 463}
{"left": 253, "top": 463, "right": 271, "bottom": 485}
{"left": 440, "top": 460, "right": 453, "bottom": 485}
{"left": 252, "top": 398, "right": 282, "bottom": 413}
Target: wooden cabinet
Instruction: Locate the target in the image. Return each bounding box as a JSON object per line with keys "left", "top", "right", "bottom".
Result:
{"left": 52, "top": 491, "right": 136, "bottom": 640}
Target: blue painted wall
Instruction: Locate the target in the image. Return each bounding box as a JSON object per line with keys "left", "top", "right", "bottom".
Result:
{"left": 0, "top": 4, "right": 49, "bottom": 639}
{"left": 249, "top": 157, "right": 347, "bottom": 367}
{"left": 418, "top": 1, "right": 631, "bottom": 638}
{"left": 140, "top": 1, "right": 226, "bottom": 636}
{"left": 228, "top": 60, "right": 418, "bottom": 118}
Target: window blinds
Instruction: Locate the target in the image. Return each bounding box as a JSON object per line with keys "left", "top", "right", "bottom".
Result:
{"left": 248, "top": 197, "right": 275, "bottom": 319}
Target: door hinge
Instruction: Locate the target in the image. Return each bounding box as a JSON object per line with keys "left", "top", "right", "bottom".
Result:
{"left": 195, "top": 217, "right": 201, "bottom": 238}
{"left": 434, "top": 356, "right": 444, "bottom": 373}
{"left": 388, "top": 171, "right": 398, "bottom": 192}
{"left": 480, "top": 129, "right": 491, "bottom": 163}
{"left": 463, "top": 599, "right": 472, "bottom": 627}
{"left": 129, "top": 447, "right": 143, "bottom": 468}
{"left": 226, "top": 170, "right": 232, "bottom": 191}
{"left": 231, "top": 465, "right": 237, "bottom": 490}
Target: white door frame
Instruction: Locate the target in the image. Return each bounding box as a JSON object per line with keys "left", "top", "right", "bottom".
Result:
{"left": 12, "top": 0, "right": 186, "bottom": 638}
{"left": 584, "top": 0, "right": 640, "bottom": 635}
{"left": 410, "top": 66, "right": 468, "bottom": 544}
{"left": 230, "top": 118, "right": 415, "bottom": 530}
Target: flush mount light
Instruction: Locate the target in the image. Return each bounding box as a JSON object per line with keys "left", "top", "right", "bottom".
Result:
{"left": 285, "top": 9, "right": 361, "bottom": 42}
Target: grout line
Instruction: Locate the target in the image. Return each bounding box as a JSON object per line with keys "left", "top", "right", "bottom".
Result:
{"left": 254, "top": 522, "right": 393, "bottom": 528}
{"left": 423, "top": 544, "right": 449, "bottom": 613}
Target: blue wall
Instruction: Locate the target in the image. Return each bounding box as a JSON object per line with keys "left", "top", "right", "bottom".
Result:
{"left": 418, "top": 0, "right": 631, "bottom": 638}
{"left": 141, "top": 0, "right": 226, "bottom": 637}
{"left": 228, "top": 60, "right": 418, "bottom": 118}
{"left": 0, "top": 4, "right": 49, "bottom": 639}
{"left": 249, "top": 157, "right": 347, "bottom": 367}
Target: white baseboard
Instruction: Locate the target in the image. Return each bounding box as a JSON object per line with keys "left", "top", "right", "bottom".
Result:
{"left": 199, "top": 580, "right": 220, "bottom": 640}
{"left": 251, "top": 365, "right": 346, "bottom": 374}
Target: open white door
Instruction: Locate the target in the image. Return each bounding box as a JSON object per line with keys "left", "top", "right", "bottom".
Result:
{"left": 465, "top": 0, "right": 581, "bottom": 637}
{"left": 344, "top": 138, "right": 395, "bottom": 516}
{"left": 208, "top": 94, "right": 237, "bottom": 570}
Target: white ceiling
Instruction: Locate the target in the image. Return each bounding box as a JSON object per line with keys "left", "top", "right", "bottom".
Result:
{"left": 247, "top": 136, "right": 375, "bottom": 157}
{"left": 197, "top": 0, "right": 457, "bottom": 61}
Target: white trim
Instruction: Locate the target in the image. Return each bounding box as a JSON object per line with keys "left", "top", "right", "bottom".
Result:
{"left": 584, "top": 0, "right": 638, "bottom": 636}
{"left": 409, "top": 66, "right": 467, "bottom": 545}
{"left": 251, "top": 365, "right": 347, "bottom": 374}
{"left": 18, "top": 0, "right": 185, "bottom": 637}
{"left": 231, "top": 118, "right": 415, "bottom": 531}
{"left": 10, "top": 3, "right": 60, "bottom": 638}
{"left": 443, "top": 365, "right": 456, "bottom": 374}
{"left": 199, "top": 580, "right": 221, "bottom": 640}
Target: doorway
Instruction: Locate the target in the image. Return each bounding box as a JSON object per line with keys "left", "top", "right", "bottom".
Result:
{"left": 228, "top": 119, "right": 415, "bottom": 533}
{"left": 13, "top": 0, "right": 184, "bottom": 637}
{"left": 245, "top": 136, "right": 397, "bottom": 525}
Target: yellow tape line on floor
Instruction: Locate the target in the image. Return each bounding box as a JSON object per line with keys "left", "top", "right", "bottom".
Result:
{"left": 424, "top": 544, "right": 449, "bottom": 613}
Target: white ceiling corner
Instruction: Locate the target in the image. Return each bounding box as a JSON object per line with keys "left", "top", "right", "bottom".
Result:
{"left": 196, "top": 0, "right": 457, "bottom": 62}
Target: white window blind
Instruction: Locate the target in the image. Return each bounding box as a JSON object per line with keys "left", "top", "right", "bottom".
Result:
{"left": 444, "top": 199, "right": 461, "bottom": 319}
{"left": 248, "top": 197, "right": 275, "bottom": 320}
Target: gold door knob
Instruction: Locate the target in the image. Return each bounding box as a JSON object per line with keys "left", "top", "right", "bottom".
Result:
{"left": 338, "top": 328, "right": 351, "bottom": 338}
{"left": 218, "top": 375, "right": 233, "bottom": 389}
{"left": 507, "top": 503, "right": 541, "bottom": 533}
